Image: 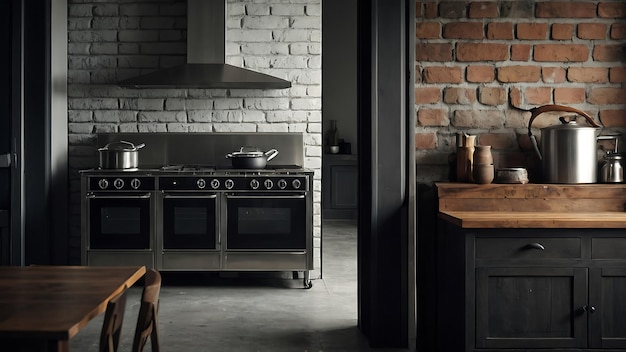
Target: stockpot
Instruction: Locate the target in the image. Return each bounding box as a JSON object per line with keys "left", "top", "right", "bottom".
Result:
{"left": 527, "top": 104, "right": 602, "bottom": 183}
{"left": 98, "top": 140, "right": 145, "bottom": 170}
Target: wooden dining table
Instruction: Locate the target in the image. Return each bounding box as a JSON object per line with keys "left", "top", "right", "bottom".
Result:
{"left": 0, "top": 265, "right": 146, "bottom": 352}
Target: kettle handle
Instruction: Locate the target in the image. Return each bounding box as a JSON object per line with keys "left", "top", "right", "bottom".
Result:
{"left": 527, "top": 104, "right": 601, "bottom": 134}
{"left": 526, "top": 105, "right": 602, "bottom": 161}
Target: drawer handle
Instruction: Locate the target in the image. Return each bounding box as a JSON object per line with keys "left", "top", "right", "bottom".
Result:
{"left": 582, "top": 305, "right": 597, "bottom": 314}
{"left": 524, "top": 242, "right": 545, "bottom": 250}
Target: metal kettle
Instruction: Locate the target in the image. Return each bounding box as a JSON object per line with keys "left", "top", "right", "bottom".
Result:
{"left": 527, "top": 105, "right": 602, "bottom": 183}
{"left": 599, "top": 136, "right": 624, "bottom": 183}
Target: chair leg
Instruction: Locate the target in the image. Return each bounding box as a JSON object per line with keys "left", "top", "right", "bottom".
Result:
{"left": 150, "top": 304, "right": 160, "bottom": 352}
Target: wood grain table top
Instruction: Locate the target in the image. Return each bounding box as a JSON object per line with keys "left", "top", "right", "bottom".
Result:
{"left": 439, "top": 211, "right": 626, "bottom": 228}
{"left": 0, "top": 265, "right": 146, "bottom": 340}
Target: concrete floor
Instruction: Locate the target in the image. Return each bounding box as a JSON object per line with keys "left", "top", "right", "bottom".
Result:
{"left": 71, "top": 220, "right": 409, "bottom": 351}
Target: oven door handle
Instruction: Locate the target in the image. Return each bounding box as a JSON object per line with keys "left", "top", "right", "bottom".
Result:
{"left": 163, "top": 194, "right": 217, "bottom": 199}
{"left": 226, "top": 194, "right": 305, "bottom": 199}
{"left": 87, "top": 193, "right": 151, "bottom": 199}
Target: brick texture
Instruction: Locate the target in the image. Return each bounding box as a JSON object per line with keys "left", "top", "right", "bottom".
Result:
{"left": 578, "top": 23, "right": 607, "bottom": 40}
{"left": 497, "top": 66, "right": 541, "bottom": 83}
{"left": 598, "top": 3, "right": 626, "bottom": 19}
{"left": 444, "top": 22, "right": 484, "bottom": 39}
{"left": 517, "top": 23, "right": 548, "bottom": 40}
{"left": 611, "top": 23, "right": 626, "bottom": 39}
{"left": 467, "top": 65, "right": 495, "bottom": 83}
{"left": 554, "top": 88, "right": 586, "bottom": 104}
{"left": 536, "top": 2, "right": 597, "bottom": 18}
{"left": 552, "top": 24, "right": 574, "bottom": 40}
{"left": 542, "top": 67, "right": 566, "bottom": 83}
{"left": 415, "top": 132, "right": 438, "bottom": 149}
{"left": 568, "top": 67, "right": 608, "bottom": 83}
{"left": 457, "top": 43, "right": 509, "bottom": 61}
{"left": 416, "top": 22, "right": 441, "bottom": 38}
{"left": 593, "top": 44, "right": 626, "bottom": 62}
{"left": 418, "top": 109, "right": 449, "bottom": 126}
{"left": 423, "top": 67, "right": 463, "bottom": 83}
{"left": 524, "top": 87, "right": 552, "bottom": 105}
{"left": 487, "top": 22, "right": 513, "bottom": 40}
{"left": 534, "top": 44, "right": 589, "bottom": 62}
{"left": 511, "top": 44, "right": 531, "bottom": 61}
{"left": 416, "top": 43, "right": 453, "bottom": 61}
{"left": 415, "top": 87, "right": 441, "bottom": 104}
{"left": 469, "top": 2, "right": 499, "bottom": 18}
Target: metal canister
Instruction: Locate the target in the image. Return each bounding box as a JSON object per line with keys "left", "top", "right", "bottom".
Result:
{"left": 600, "top": 153, "right": 624, "bottom": 183}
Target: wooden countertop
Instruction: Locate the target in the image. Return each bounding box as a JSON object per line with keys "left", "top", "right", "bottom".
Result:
{"left": 439, "top": 211, "right": 626, "bottom": 228}
{"left": 436, "top": 183, "right": 626, "bottom": 228}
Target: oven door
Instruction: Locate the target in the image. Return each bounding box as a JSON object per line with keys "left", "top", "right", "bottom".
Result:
{"left": 87, "top": 193, "right": 153, "bottom": 250}
{"left": 162, "top": 193, "right": 218, "bottom": 250}
{"left": 225, "top": 193, "right": 307, "bottom": 250}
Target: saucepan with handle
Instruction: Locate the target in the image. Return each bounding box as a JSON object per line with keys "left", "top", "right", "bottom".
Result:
{"left": 226, "top": 146, "right": 279, "bottom": 169}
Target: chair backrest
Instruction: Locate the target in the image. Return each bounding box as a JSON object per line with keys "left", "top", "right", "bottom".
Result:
{"left": 132, "top": 269, "right": 162, "bottom": 352}
{"left": 99, "top": 290, "right": 128, "bottom": 352}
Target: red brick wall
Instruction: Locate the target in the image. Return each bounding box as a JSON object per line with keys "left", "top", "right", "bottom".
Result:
{"left": 415, "top": 0, "right": 626, "bottom": 181}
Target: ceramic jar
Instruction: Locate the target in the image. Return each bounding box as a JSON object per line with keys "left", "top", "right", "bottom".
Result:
{"left": 472, "top": 145, "right": 494, "bottom": 184}
{"left": 473, "top": 146, "right": 493, "bottom": 165}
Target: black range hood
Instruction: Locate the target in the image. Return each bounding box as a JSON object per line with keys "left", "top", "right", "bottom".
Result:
{"left": 118, "top": 0, "right": 291, "bottom": 89}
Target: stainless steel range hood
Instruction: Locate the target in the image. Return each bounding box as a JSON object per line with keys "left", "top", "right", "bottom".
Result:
{"left": 118, "top": 0, "right": 291, "bottom": 89}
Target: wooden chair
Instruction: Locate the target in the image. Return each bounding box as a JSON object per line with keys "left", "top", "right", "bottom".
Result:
{"left": 132, "top": 269, "right": 162, "bottom": 352}
{"left": 99, "top": 290, "right": 128, "bottom": 352}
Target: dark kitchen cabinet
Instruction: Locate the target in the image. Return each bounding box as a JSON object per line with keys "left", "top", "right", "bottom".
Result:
{"left": 323, "top": 154, "right": 358, "bottom": 219}
{"left": 437, "top": 223, "right": 626, "bottom": 352}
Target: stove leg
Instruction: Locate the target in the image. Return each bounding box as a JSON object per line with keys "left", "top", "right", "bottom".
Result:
{"left": 303, "top": 271, "right": 312, "bottom": 289}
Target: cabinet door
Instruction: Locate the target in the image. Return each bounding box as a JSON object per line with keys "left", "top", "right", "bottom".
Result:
{"left": 589, "top": 267, "right": 626, "bottom": 349}
{"left": 330, "top": 164, "right": 357, "bottom": 209}
{"left": 476, "top": 267, "right": 587, "bottom": 349}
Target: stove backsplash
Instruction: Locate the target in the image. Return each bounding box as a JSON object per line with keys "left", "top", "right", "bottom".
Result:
{"left": 97, "top": 132, "right": 304, "bottom": 169}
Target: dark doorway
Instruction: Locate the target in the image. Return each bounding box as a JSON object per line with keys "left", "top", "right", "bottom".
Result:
{"left": 357, "top": 0, "right": 416, "bottom": 348}
{"left": 0, "top": 0, "right": 13, "bottom": 265}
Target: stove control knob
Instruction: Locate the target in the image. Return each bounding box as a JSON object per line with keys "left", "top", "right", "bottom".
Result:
{"left": 292, "top": 179, "right": 302, "bottom": 189}
{"left": 264, "top": 179, "right": 273, "bottom": 189}
{"left": 130, "top": 178, "right": 141, "bottom": 190}
{"left": 277, "top": 179, "right": 288, "bottom": 189}
{"left": 225, "top": 179, "right": 235, "bottom": 190}
{"left": 250, "top": 179, "right": 260, "bottom": 190}
{"left": 98, "top": 178, "right": 109, "bottom": 190}
{"left": 113, "top": 178, "right": 124, "bottom": 190}
{"left": 210, "top": 179, "right": 220, "bottom": 189}
{"left": 197, "top": 178, "right": 206, "bottom": 189}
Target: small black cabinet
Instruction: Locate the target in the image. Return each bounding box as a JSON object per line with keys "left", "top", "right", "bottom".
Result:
{"left": 438, "top": 224, "right": 626, "bottom": 352}
{"left": 322, "top": 154, "right": 357, "bottom": 219}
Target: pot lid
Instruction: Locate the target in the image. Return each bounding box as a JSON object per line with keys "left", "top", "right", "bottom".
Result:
{"left": 99, "top": 140, "right": 145, "bottom": 151}
{"left": 542, "top": 119, "right": 600, "bottom": 131}
{"left": 229, "top": 151, "right": 265, "bottom": 157}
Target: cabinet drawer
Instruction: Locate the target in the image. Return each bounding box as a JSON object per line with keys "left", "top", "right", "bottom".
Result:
{"left": 592, "top": 238, "right": 626, "bottom": 259}
{"left": 476, "top": 237, "right": 581, "bottom": 259}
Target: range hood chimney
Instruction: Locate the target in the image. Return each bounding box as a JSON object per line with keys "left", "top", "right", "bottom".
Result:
{"left": 118, "top": 0, "right": 291, "bottom": 89}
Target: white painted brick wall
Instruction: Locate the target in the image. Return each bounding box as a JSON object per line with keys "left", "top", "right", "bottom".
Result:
{"left": 67, "top": 0, "right": 323, "bottom": 276}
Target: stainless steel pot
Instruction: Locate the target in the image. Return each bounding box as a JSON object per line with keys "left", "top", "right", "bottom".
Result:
{"left": 98, "top": 140, "right": 145, "bottom": 170}
{"left": 226, "top": 147, "right": 278, "bottom": 169}
{"left": 527, "top": 104, "right": 602, "bottom": 183}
